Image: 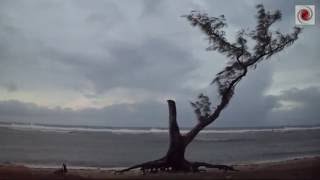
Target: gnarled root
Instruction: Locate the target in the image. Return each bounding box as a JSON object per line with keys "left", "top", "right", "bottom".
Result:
{"left": 115, "top": 158, "right": 237, "bottom": 174}
{"left": 115, "top": 158, "right": 168, "bottom": 175}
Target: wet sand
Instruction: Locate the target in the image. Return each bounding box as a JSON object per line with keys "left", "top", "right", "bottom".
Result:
{"left": 0, "top": 157, "right": 319, "bottom": 180}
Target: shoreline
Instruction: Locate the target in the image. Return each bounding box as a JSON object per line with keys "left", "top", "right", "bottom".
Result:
{"left": 2, "top": 123, "right": 320, "bottom": 135}
{"left": 1, "top": 156, "right": 320, "bottom": 179}
{"left": 3, "top": 154, "right": 320, "bottom": 170}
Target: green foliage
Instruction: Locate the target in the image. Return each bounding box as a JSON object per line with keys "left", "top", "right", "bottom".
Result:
{"left": 190, "top": 93, "right": 212, "bottom": 121}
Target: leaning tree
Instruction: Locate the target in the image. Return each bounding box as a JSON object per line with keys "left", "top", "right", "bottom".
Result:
{"left": 118, "top": 4, "right": 301, "bottom": 173}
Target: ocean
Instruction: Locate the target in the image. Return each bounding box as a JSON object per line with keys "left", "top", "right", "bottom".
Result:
{"left": 0, "top": 122, "right": 320, "bottom": 168}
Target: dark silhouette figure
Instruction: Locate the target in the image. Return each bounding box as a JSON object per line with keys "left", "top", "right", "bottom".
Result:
{"left": 54, "top": 163, "right": 68, "bottom": 175}
{"left": 117, "top": 4, "right": 301, "bottom": 174}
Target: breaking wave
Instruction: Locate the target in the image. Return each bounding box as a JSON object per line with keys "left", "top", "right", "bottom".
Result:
{"left": 0, "top": 122, "right": 319, "bottom": 134}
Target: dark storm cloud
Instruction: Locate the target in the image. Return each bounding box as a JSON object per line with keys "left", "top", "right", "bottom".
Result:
{"left": 0, "top": 86, "right": 319, "bottom": 127}
{"left": 0, "top": 100, "right": 169, "bottom": 127}
{"left": 68, "top": 38, "right": 197, "bottom": 93}
{"left": 2, "top": 82, "right": 18, "bottom": 92}
{"left": 0, "top": 0, "right": 200, "bottom": 94}
{"left": 269, "top": 87, "right": 320, "bottom": 126}
{"left": 141, "top": 0, "right": 164, "bottom": 16}
{"left": 0, "top": 0, "right": 319, "bottom": 127}
{"left": 38, "top": 37, "right": 198, "bottom": 95}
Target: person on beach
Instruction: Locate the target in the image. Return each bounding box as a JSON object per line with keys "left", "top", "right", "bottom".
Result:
{"left": 54, "top": 163, "right": 68, "bottom": 175}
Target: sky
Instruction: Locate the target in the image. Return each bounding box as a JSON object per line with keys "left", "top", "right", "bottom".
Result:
{"left": 0, "top": 0, "right": 319, "bottom": 127}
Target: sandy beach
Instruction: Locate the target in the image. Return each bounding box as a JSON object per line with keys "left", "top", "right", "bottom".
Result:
{"left": 0, "top": 157, "right": 319, "bottom": 180}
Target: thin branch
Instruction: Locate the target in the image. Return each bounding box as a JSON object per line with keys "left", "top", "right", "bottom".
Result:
{"left": 184, "top": 12, "right": 251, "bottom": 59}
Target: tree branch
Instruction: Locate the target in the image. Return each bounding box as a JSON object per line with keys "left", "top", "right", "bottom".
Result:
{"left": 184, "top": 12, "right": 251, "bottom": 59}
{"left": 183, "top": 3, "right": 301, "bottom": 147}
{"left": 184, "top": 54, "right": 248, "bottom": 145}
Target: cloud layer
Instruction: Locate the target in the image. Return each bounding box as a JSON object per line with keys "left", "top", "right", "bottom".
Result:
{"left": 0, "top": 0, "right": 319, "bottom": 127}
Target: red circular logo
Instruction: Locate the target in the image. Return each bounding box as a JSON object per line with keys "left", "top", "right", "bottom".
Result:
{"left": 297, "top": 7, "right": 313, "bottom": 23}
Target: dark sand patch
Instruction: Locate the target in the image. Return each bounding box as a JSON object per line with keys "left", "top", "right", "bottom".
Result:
{"left": 1, "top": 157, "right": 319, "bottom": 179}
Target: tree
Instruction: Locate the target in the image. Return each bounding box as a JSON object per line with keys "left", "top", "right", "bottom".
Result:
{"left": 117, "top": 4, "right": 301, "bottom": 174}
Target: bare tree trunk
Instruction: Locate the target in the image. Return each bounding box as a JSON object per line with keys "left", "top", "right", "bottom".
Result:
{"left": 164, "top": 100, "right": 191, "bottom": 171}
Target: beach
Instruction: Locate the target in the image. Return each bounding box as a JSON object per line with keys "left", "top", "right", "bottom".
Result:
{"left": 0, "top": 157, "right": 319, "bottom": 180}
{"left": 1, "top": 123, "right": 320, "bottom": 179}
{"left": 1, "top": 123, "right": 320, "bottom": 168}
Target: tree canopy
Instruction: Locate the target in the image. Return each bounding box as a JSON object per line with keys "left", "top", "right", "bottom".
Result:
{"left": 185, "top": 4, "right": 301, "bottom": 128}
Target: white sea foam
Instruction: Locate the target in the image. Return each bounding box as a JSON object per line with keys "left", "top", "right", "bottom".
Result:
{"left": 0, "top": 123, "right": 319, "bottom": 134}
{"left": 200, "top": 126, "right": 320, "bottom": 134}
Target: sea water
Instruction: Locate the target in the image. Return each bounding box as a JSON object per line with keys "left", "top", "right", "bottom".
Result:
{"left": 0, "top": 122, "right": 319, "bottom": 168}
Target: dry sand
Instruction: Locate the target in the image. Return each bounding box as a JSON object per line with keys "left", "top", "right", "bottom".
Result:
{"left": 1, "top": 157, "right": 319, "bottom": 180}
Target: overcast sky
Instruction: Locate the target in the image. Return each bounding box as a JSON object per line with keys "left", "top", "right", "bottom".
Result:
{"left": 0, "top": 0, "right": 319, "bottom": 127}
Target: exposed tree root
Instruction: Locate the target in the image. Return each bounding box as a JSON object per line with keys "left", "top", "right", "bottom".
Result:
{"left": 115, "top": 158, "right": 167, "bottom": 174}
{"left": 115, "top": 158, "right": 237, "bottom": 175}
